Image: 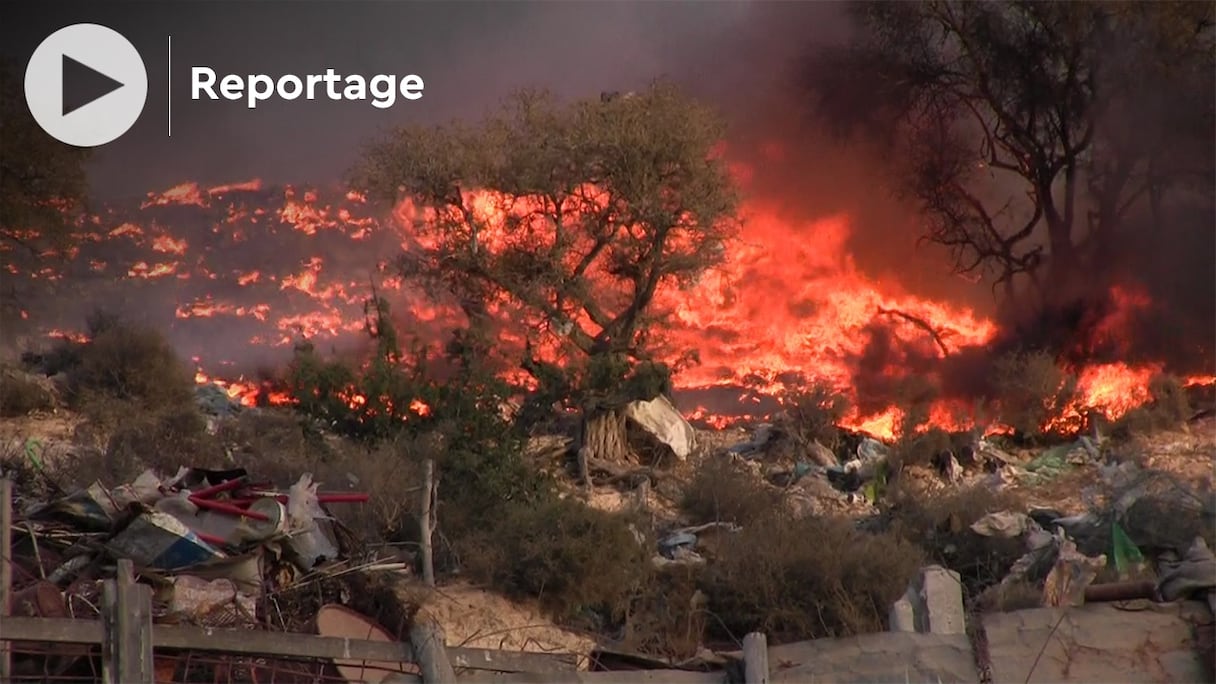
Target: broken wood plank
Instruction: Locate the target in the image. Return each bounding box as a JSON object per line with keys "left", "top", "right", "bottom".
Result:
{"left": 446, "top": 670, "right": 727, "bottom": 683}
{"left": 447, "top": 646, "right": 580, "bottom": 673}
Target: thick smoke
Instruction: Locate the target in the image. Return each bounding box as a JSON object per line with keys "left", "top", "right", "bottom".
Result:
{"left": 708, "top": 4, "right": 1215, "bottom": 386}
{"left": 4, "top": 3, "right": 1211, "bottom": 400}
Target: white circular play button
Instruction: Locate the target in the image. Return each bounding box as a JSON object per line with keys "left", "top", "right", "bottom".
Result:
{"left": 24, "top": 23, "right": 148, "bottom": 148}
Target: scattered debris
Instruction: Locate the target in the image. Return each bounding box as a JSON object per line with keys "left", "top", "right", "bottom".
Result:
{"left": 1042, "top": 532, "right": 1107, "bottom": 607}
{"left": 624, "top": 395, "right": 697, "bottom": 460}
{"left": 1155, "top": 536, "right": 1216, "bottom": 602}
{"left": 725, "top": 423, "right": 776, "bottom": 458}
{"left": 10, "top": 465, "right": 368, "bottom": 628}
{"left": 194, "top": 383, "right": 243, "bottom": 418}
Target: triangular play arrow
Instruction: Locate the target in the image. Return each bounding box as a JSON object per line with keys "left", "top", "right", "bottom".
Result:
{"left": 62, "top": 54, "right": 125, "bottom": 116}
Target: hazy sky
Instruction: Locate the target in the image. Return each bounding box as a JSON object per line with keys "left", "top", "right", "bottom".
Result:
{"left": 5, "top": 1, "right": 818, "bottom": 199}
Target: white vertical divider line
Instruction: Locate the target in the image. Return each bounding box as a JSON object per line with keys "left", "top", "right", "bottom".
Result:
{"left": 167, "top": 35, "right": 172, "bottom": 137}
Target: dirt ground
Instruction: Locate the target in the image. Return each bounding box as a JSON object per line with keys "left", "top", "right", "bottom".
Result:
{"left": 412, "top": 582, "right": 597, "bottom": 667}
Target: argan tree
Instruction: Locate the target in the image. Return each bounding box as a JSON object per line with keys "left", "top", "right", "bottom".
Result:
{"left": 807, "top": 2, "right": 1215, "bottom": 310}
{"left": 351, "top": 83, "right": 740, "bottom": 462}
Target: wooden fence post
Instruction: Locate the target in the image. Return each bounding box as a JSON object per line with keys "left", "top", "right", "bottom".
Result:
{"left": 1, "top": 478, "right": 12, "bottom": 682}
{"left": 410, "top": 609, "right": 456, "bottom": 684}
{"left": 742, "top": 632, "right": 768, "bottom": 684}
{"left": 102, "top": 558, "right": 154, "bottom": 684}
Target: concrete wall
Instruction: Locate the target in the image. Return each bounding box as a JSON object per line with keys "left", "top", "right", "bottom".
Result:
{"left": 441, "top": 566, "right": 1213, "bottom": 683}
{"left": 760, "top": 600, "right": 1209, "bottom": 684}
{"left": 767, "top": 631, "right": 979, "bottom": 683}
{"left": 753, "top": 564, "right": 1212, "bottom": 684}
{"left": 982, "top": 601, "right": 1212, "bottom": 684}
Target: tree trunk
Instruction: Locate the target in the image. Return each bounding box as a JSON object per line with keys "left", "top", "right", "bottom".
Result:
{"left": 419, "top": 458, "right": 437, "bottom": 587}
{"left": 580, "top": 407, "right": 630, "bottom": 463}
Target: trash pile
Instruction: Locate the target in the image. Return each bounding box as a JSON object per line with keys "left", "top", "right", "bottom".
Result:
{"left": 7, "top": 466, "right": 375, "bottom": 629}
{"left": 711, "top": 417, "right": 1216, "bottom": 612}
{"left": 970, "top": 460, "right": 1216, "bottom": 609}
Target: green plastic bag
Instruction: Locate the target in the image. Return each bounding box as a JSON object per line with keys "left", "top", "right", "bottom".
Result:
{"left": 1111, "top": 521, "right": 1145, "bottom": 579}
{"left": 24, "top": 438, "right": 44, "bottom": 471}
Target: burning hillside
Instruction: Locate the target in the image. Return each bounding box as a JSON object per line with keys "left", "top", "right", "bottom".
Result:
{"left": 2, "top": 171, "right": 1212, "bottom": 440}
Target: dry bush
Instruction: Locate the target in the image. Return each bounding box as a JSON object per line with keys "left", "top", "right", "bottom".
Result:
{"left": 889, "top": 428, "right": 955, "bottom": 474}
{"left": 622, "top": 566, "right": 707, "bottom": 661}
{"left": 681, "top": 458, "right": 782, "bottom": 526}
{"left": 216, "top": 410, "right": 327, "bottom": 481}
{"left": 1113, "top": 374, "right": 1193, "bottom": 436}
{"left": 701, "top": 512, "right": 924, "bottom": 642}
{"left": 458, "top": 497, "right": 650, "bottom": 621}
{"left": 105, "top": 403, "right": 225, "bottom": 477}
{"left": 0, "top": 440, "right": 58, "bottom": 502}
{"left": 775, "top": 382, "right": 852, "bottom": 451}
{"left": 892, "top": 375, "right": 941, "bottom": 437}
{"left": 67, "top": 316, "right": 196, "bottom": 412}
{"left": 992, "top": 350, "right": 1077, "bottom": 439}
{"left": 0, "top": 368, "right": 56, "bottom": 417}
{"left": 975, "top": 579, "right": 1045, "bottom": 613}
{"left": 884, "top": 484, "right": 1025, "bottom": 599}
{"left": 216, "top": 410, "right": 420, "bottom": 543}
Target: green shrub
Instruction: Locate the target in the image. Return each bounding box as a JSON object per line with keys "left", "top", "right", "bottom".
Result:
{"left": 67, "top": 314, "right": 196, "bottom": 411}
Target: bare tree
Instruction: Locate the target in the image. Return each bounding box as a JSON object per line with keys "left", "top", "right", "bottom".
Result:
{"left": 351, "top": 83, "right": 740, "bottom": 462}
{"left": 807, "top": 1, "right": 1214, "bottom": 309}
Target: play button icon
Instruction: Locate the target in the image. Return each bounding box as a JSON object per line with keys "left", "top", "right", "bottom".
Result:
{"left": 61, "top": 54, "right": 126, "bottom": 117}
{"left": 25, "top": 23, "right": 148, "bottom": 147}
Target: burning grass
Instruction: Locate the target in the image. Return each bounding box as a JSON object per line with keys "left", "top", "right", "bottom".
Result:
{"left": 990, "top": 349, "right": 1078, "bottom": 440}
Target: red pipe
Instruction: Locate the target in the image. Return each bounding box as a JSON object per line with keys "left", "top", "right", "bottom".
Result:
{"left": 189, "top": 496, "right": 270, "bottom": 520}
{"left": 193, "top": 530, "right": 229, "bottom": 546}
{"left": 189, "top": 477, "right": 247, "bottom": 500}
{"left": 229, "top": 493, "right": 370, "bottom": 505}
{"left": 317, "top": 493, "right": 370, "bottom": 504}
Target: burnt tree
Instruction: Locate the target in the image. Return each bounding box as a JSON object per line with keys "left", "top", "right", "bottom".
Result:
{"left": 352, "top": 83, "right": 739, "bottom": 461}
{"left": 806, "top": 2, "right": 1215, "bottom": 313}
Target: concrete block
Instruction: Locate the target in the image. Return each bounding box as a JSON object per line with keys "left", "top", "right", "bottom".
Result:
{"left": 889, "top": 587, "right": 917, "bottom": 633}
{"left": 890, "top": 565, "right": 966, "bottom": 636}
{"left": 916, "top": 565, "right": 966, "bottom": 636}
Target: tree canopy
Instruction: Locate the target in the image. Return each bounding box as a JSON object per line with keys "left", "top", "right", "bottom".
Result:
{"left": 0, "top": 60, "right": 91, "bottom": 252}
{"left": 351, "top": 83, "right": 741, "bottom": 420}
{"left": 806, "top": 1, "right": 1215, "bottom": 306}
